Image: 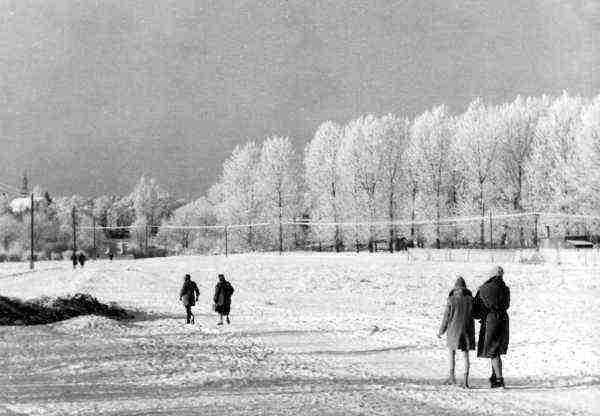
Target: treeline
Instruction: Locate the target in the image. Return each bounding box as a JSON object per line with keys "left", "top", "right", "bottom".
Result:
{"left": 2, "top": 92, "right": 600, "bottom": 258}
{"left": 0, "top": 176, "right": 184, "bottom": 260}
{"left": 197, "top": 92, "right": 600, "bottom": 251}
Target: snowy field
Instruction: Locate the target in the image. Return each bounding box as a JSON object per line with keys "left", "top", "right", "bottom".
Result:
{"left": 0, "top": 253, "right": 599, "bottom": 415}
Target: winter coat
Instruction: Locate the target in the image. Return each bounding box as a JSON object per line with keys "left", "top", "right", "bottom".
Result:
{"left": 473, "top": 275, "right": 510, "bottom": 358}
{"left": 213, "top": 280, "right": 234, "bottom": 315}
{"left": 180, "top": 280, "right": 200, "bottom": 307}
{"left": 439, "top": 288, "right": 476, "bottom": 351}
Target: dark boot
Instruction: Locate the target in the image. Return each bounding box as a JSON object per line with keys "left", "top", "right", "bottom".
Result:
{"left": 489, "top": 374, "right": 497, "bottom": 388}
{"left": 462, "top": 373, "right": 470, "bottom": 389}
{"left": 491, "top": 377, "right": 505, "bottom": 389}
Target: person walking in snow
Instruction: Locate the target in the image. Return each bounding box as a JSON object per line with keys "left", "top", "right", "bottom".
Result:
{"left": 70, "top": 252, "right": 78, "bottom": 269}
{"left": 179, "top": 274, "right": 200, "bottom": 324}
{"left": 77, "top": 252, "right": 86, "bottom": 267}
{"left": 213, "top": 273, "right": 234, "bottom": 325}
{"left": 437, "top": 276, "right": 475, "bottom": 388}
{"left": 473, "top": 266, "right": 510, "bottom": 388}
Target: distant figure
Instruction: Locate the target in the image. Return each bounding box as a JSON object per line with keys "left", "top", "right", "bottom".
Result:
{"left": 77, "top": 252, "right": 86, "bottom": 267}
{"left": 179, "top": 274, "right": 200, "bottom": 324}
{"left": 105, "top": 247, "right": 114, "bottom": 261}
{"left": 473, "top": 266, "right": 510, "bottom": 388}
{"left": 437, "top": 276, "right": 475, "bottom": 388}
{"left": 213, "top": 274, "right": 234, "bottom": 325}
{"left": 70, "top": 252, "right": 78, "bottom": 269}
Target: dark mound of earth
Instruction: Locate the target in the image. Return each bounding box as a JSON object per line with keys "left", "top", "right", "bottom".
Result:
{"left": 0, "top": 293, "right": 133, "bottom": 325}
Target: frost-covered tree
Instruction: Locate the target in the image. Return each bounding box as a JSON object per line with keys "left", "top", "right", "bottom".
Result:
{"left": 0, "top": 192, "right": 10, "bottom": 215}
{"left": 304, "top": 121, "right": 344, "bottom": 250}
{"left": 256, "top": 136, "right": 300, "bottom": 250}
{"left": 455, "top": 100, "right": 502, "bottom": 247}
{"left": 528, "top": 92, "right": 586, "bottom": 213}
{"left": 0, "top": 214, "right": 20, "bottom": 251}
{"left": 576, "top": 95, "right": 600, "bottom": 214}
{"left": 496, "top": 96, "right": 550, "bottom": 212}
{"left": 338, "top": 115, "right": 389, "bottom": 247}
{"left": 156, "top": 197, "right": 218, "bottom": 253}
{"left": 379, "top": 114, "right": 411, "bottom": 250}
{"left": 130, "top": 176, "right": 176, "bottom": 242}
{"left": 411, "top": 105, "right": 454, "bottom": 247}
{"left": 404, "top": 138, "right": 422, "bottom": 240}
{"left": 210, "top": 141, "right": 261, "bottom": 250}
{"left": 53, "top": 195, "right": 93, "bottom": 250}
{"left": 106, "top": 195, "right": 135, "bottom": 239}
{"left": 93, "top": 195, "right": 115, "bottom": 228}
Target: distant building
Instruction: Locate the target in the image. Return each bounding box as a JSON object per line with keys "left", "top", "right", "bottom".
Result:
{"left": 20, "top": 172, "right": 29, "bottom": 197}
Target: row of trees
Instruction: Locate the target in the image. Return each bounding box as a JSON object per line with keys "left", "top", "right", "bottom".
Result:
{"left": 2, "top": 91, "right": 600, "bottom": 257}
{"left": 166, "top": 92, "right": 600, "bottom": 252}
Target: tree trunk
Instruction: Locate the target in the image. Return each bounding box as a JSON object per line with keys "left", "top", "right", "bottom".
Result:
{"left": 278, "top": 188, "right": 283, "bottom": 253}
{"left": 410, "top": 184, "right": 417, "bottom": 240}
{"left": 436, "top": 181, "right": 441, "bottom": 249}
{"left": 369, "top": 196, "right": 376, "bottom": 252}
{"left": 332, "top": 181, "right": 342, "bottom": 252}
{"left": 479, "top": 182, "right": 485, "bottom": 248}
{"left": 389, "top": 190, "right": 395, "bottom": 252}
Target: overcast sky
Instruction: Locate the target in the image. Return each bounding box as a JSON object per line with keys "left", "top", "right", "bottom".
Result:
{"left": 1, "top": 0, "right": 599, "bottom": 199}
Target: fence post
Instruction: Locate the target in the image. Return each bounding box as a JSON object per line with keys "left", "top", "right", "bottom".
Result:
{"left": 279, "top": 220, "right": 283, "bottom": 255}
{"left": 489, "top": 210, "right": 493, "bottom": 249}
{"left": 224, "top": 225, "right": 228, "bottom": 257}
{"left": 533, "top": 213, "right": 539, "bottom": 250}
{"left": 92, "top": 215, "right": 96, "bottom": 259}
{"left": 72, "top": 205, "right": 77, "bottom": 253}
{"left": 29, "top": 193, "right": 34, "bottom": 270}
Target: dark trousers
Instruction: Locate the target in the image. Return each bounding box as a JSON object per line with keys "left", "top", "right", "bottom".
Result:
{"left": 185, "top": 305, "right": 193, "bottom": 324}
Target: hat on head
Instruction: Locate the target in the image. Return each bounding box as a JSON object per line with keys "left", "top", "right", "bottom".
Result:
{"left": 490, "top": 266, "right": 503, "bottom": 278}
{"left": 184, "top": 274, "right": 191, "bottom": 280}
{"left": 454, "top": 276, "right": 466, "bottom": 288}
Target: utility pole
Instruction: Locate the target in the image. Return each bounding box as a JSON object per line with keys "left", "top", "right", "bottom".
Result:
{"left": 92, "top": 215, "right": 96, "bottom": 259}
{"left": 29, "top": 193, "right": 34, "bottom": 270}
{"left": 489, "top": 210, "right": 493, "bottom": 249}
{"left": 533, "top": 213, "right": 539, "bottom": 250}
{"left": 72, "top": 205, "right": 77, "bottom": 253}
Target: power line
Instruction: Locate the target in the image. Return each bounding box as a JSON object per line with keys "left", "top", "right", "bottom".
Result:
{"left": 0, "top": 180, "right": 21, "bottom": 195}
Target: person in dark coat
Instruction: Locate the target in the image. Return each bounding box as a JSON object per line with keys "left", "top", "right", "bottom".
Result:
{"left": 437, "top": 276, "right": 475, "bottom": 388}
{"left": 179, "top": 274, "right": 200, "bottom": 324}
{"left": 473, "top": 265, "right": 510, "bottom": 388}
{"left": 70, "top": 252, "right": 78, "bottom": 269}
{"left": 213, "top": 274, "right": 234, "bottom": 325}
{"left": 77, "top": 252, "right": 86, "bottom": 267}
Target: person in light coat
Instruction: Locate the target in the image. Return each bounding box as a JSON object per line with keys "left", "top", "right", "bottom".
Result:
{"left": 438, "top": 276, "right": 475, "bottom": 387}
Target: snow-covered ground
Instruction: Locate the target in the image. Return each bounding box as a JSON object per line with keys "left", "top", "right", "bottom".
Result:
{"left": 0, "top": 253, "right": 599, "bottom": 415}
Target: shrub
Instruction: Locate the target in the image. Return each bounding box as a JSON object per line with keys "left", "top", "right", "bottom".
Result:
{"left": 8, "top": 253, "right": 21, "bottom": 262}
{"left": 0, "top": 293, "right": 133, "bottom": 325}
{"left": 42, "top": 242, "right": 69, "bottom": 259}
{"left": 130, "top": 246, "right": 168, "bottom": 259}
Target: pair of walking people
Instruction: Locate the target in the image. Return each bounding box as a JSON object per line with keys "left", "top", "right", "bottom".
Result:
{"left": 179, "top": 273, "right": 235, "bottom": 325}
{"left": 437, "top": 265, "right": 510, "bottom": 389}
